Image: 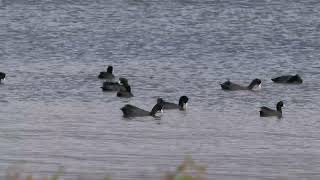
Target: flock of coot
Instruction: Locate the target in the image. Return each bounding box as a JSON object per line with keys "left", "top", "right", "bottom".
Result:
{"left": 98, "top": 66, "right": 189, "bottom": 117}
{"left": 96, "top": 65, "right": 303, "bottom": 118}
{"left": 0, "top": 67, "right": 303, "bottom": 119}
{"left": 219, "top": 74, "right": 302, "bottom": 118}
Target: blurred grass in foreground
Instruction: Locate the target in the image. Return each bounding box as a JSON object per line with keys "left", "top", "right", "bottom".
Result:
{"left": 5, "top": 157, "right": 206, "bottom": 180}
{"left": 162, "top": 157, "right": 206, "bottom": 180}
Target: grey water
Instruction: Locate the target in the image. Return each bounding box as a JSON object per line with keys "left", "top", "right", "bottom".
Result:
{"left": 1, "top": 0, "right": 320, "bottom": 179}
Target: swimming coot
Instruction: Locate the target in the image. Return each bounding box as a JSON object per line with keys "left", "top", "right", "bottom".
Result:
{"left": 220, "top": 79, "right": 262, "bottom": 91}
{"left": 121, "top": 98, "right": 165, "bottom": 117}
{"left": 259, "top": 101, "right": 284, "bottom": 118}
{"left": 271, "top": 74, "right": 303, "bottom": 84}
{"left": 98, "top": 66, "right": 115, "bottom": 80}
{"left": 158, "top": 96, "right": 189, "bottom": 110}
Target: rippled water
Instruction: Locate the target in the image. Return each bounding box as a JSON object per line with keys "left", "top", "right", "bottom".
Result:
{"left": 1, "top": 0, "right": 320, "bottom": 179}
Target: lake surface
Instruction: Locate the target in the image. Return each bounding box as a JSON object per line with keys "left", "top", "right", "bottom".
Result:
{"left": 1, "top": 0, "right": 320, "bottom": 179}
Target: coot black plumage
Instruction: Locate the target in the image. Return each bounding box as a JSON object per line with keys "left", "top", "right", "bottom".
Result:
{"left": 116, "top": 79, "right": 133, "bottom": 98}
{"left": 98, "top": 66, "right": 115, "bottom": 80}
{"left": 260, "top": 101, "right": 284, "bottom": 118}
{"left": 0, "top": 72, "right": 5, "bottom": 83}
{"left": 158, "top": 96, "right": 189, "bottom": 110}
{"left": 101, "top": 78, "right": 128, "bottom": 92}
{"left": 220, "top": 79, "right": 262, "bottom": 91}
{"left": 121, "top": 98, "right": 164, "bottom": 117}
{"left": 271, "top": 74, "right": 303, "bottom": 84}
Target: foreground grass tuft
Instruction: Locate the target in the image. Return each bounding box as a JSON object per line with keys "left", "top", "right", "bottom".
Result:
{"left": 163, "top": 157, "right": 206, "bottom": 180}
{"left": 5, "top": 157, "right": 206, "bottom": 180}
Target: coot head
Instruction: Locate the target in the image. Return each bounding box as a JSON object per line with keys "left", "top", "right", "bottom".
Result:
{"left": 157, "top": 98, "right": 164, "bottom": 104}
{"left": 119, "top": 77, "right": 128, "bottom": 85}
{"left": 107, "top": 66, "right": 113, "bottom": 73}
{"left": 248, "top": 78, "right": 262, "bottom": 90}
{"left": 290, "top": 74, "right": 303, "bottom": 83}
{"left": 178, "top": 96, "right": 189, "bottom": 110}
{"left": 276, "top": 101, "right": 284, "bottom": 111}
{"left": 151, "top": 98, "right": 165, "bottom": 116}
{"left": 0, "top": 72, "right": 5, "bottom": 82}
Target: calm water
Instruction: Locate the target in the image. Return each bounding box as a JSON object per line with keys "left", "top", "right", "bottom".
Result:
{"left": 1, "top": 0, "right": 320, "bottom": 179}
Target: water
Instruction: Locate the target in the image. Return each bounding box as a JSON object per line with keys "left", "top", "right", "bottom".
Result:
{"left": 1, "top": 0, "right": 320, "bottom": 179}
